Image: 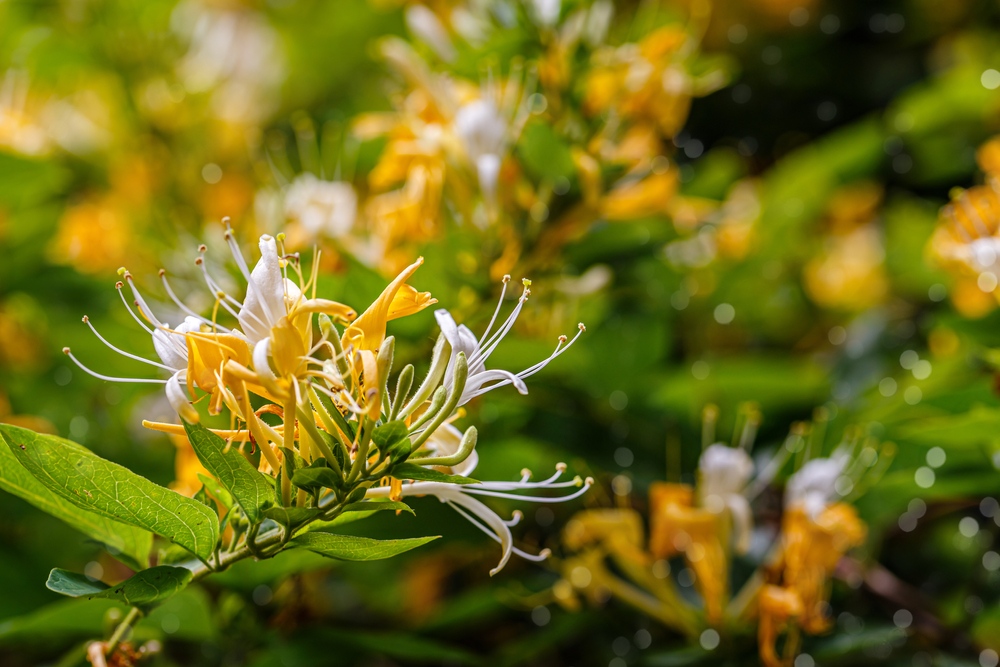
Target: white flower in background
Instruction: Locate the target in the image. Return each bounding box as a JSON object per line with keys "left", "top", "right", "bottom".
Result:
{"left": 284, "top": 173, "right": 358, "bottom": 239}
{"left": 527, "top": 0, "right": 561, "bottom": 28}
{"left": 172, "top": 0, "right": 285, "bottom": 123}
{"left": 434, "top": 276, "right": 585, "bottom": 406}
{"left": 369, "top": 464, "right": 593, "bottom": 575}
{"left": 785, "top": 452, "right": 852, "bottom": 518}
{"left": 405, "top": 5, "right": 457, "bottom": 62}
{"left": 698, "top": 444, "right": 755, "bottom": 552}
{"left": 454, "top": 99, "right": 508, "bottom": 202}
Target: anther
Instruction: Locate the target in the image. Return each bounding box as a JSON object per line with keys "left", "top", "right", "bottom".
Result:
{"left": 578, "top": 323, "right": 586, "bottom": 332}
{"left": 558, "top": 335, "right": 567, "bottom": 343}
{"left": 82, "top": 315, "right": 89, "bottom": 323}
{"left": 537, "top": 548, "right": 552, "bottom": 559}
{"left": 158, "top": 269, "right": 165, "bottom": 277}
{"left": 115, "top": 281, "right": 123, "bottom": 290}
{"left": 198, "top": 244, "right": 207, "bottom": 253}
{"left": 222, "top": 216, "right": 231, "bottom": 226}
{"left": 522, "top": 278, "right": 532, "bottom": 287}
{"left": 62, "top": 347, "right": 71, "bottom": 355}
{"left": 521, "top": 468, "right": 532, "bottom": 478}
{"left": 556, "top": 462, "right": 567, "bottom": 472}
{"left": 584, "top": 476, "right": 595, "bottom": 485}
{"left": 502, "top": 274, "right": 511, "bottom": 284}
{"left": 117, "top": 267, "right": 126, "bottom": 276}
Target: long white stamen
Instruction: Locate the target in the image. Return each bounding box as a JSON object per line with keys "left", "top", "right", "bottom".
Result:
{"left": 81, "top": 316, "right": 176, "bottom": 372}
{"left": 196, "top": 251, "right": 244, "bottom": 309}
{"left": 63, "top": 348, "right": 168, "bottom": 384}
{"left": 470, "top": 287, "right": 529, "bottom": 368}
{"left": 116, "top": 281, "right": 154, "bottom": 335}
{"left": 478, "top": 275, "right": 511, "bottom": 347}
{"left": 159, "top": 270, "right": 231, "bottom": 333}
{"left": 462, "top": 483, "right": 592, "bottom": 502}
{"left": 446, "top": 500, "right": 551, "bottom": 562}
{"left": 123, "top": 272, "right": 166, "bottom": 329}
{"left": 466, "top": 324, "right": 585, "bottom": 400}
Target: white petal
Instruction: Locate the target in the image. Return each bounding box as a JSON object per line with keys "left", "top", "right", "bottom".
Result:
{"left": 238, "top": 234, "right": 287, "bottom": 346}
{"left": 166, "top": 370, "right": 199, "bottom": 423}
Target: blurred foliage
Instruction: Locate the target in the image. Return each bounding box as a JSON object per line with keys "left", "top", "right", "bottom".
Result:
{"left": 2, "top": 0, "right": 1000, "bottom": 666}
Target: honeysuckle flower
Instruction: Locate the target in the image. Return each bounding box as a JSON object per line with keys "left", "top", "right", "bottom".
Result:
{"left": 528, "top": 0, "right": 561, "bottom": 28}
{"left": 283, "top": 173, "right": 358, "bottom": 240}
{"left": 435, "top": 276, "right": 584, "bottom": 406}
{"left": 697, "top": 443, "right": 755, "bottom": 553}
{"left": 172, "top": 0, "right": 285, "bottom": 123}
{"left": 63, "top": 286, "right": 204, "bottom": 425}
{"left": 342, "top": 257, "right": 436, "bottom": 353}
{"left": 405, "top": 5, "right": 457, "bottom": 62}
{"left": 784, "top": 451, "right": 851, "bottom": 518}
{"left": 369, "top": 464, "right": 593, "bottom": 575}
{"left": 929, "top": 179, "right": 1000, "bottom": 317}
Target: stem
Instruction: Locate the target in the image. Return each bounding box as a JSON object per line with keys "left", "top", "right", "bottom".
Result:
{"left": 105, "top": 607, "right": 143, "bottom": 655}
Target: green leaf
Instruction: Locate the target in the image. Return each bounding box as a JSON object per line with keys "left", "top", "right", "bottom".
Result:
{"left": 262, "top": 506, "right": 323, "bottom": 528}
{"left": 390, "top": 462, "right": 478, "bottom": 484}
{"left": 0, "top": 425, "right": 152, "bottom": 569}
{"left": 290, "top": 463, "right": 341, "bottom": 492}
{"left": 342, "top": 500, "right": 414, "bottom": 514}
{"left": 4, "top": 426, "right": 219, "bottom": 561}
{"left": 46, "top": 566, "right": 193, "bottom": 608}
{"left": 184, "top": 423, "right": 274, "bottom": 524}
{"left": 197, "top": 473, "right": 234, "bottom": 509}
{"left": 288, "top": 532, "right": 438, "bottom": 561}
{"left": 371, "top": 420, "right": 411, "bottom": 460}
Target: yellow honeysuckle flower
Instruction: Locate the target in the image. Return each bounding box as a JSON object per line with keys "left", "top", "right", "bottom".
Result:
{"left": 342, "top": 257, "right": 435, "bottom": 353}
{"left": 758, "top": 585, "right": 805, "bottom": 667}
{"left": 648, "top": 482, "right": 729, "bottom": 625}
{"left": 928, "top": 180, "right": 1000, "bottom": 317}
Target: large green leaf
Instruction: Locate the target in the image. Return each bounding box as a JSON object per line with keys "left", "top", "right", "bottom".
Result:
{"left": 183, "top": 423, "right": 273, "bottom": 523}
{"left": 3, "top": 426, "right": 219, "bottom": 560}
{"left": 0, "top": 425, "right": 152, "bottom": 569}
{"left": 288, "top": 532, "right": 438, "bottom": 561}
{"left": 46, "top": 566, "right": 193, "bottom": 608}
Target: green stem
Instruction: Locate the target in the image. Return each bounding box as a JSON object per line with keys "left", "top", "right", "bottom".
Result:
{"left": 105, "top": 606, "right": 143, "bottom": 655}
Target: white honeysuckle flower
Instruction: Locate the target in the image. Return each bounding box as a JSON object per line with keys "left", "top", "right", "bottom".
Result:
{"left": 698, "top": 443, "right": 755, "bottom": 553}
{"left": 368, "top": 465, "right": 592, "bottom": 575}
{"left": 284, "top": 173, "right": 358, "bottom": 239}
{"left": 785, "top": 451, "right": 852, "bottom": 518}
{"left": 405, "top": 5, "right": 457, "bottom": 62}
{"left": 454, "top": 99, "right": 507, "bottom": 201}
{"left": 528, "top": 0, "right": 561, "bottom": 28}
{"left": 235, "top": 233, "right": 301, "bottom": 347}
{"left": 423, "top": 423, "right": 479, "bottom": 477}
{"left": 435, "top": 276, "right": 584, "bottom": 406}
{"left": 64, "top": 276, "right": 208, "bottom": 424}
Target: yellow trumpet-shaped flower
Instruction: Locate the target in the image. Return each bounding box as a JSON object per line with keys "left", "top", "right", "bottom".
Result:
{"left": 758, "top": 585, "right": 805, "bottom": 667}
{"left": 342, "top": 257, "right": 436, "bottom": 353}
{"left": 648, "top": 482, "right": 729, "bottom": 625}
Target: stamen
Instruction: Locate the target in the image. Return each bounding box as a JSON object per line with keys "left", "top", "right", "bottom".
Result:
{"left": 63, "top": 348, "right": 168, "bottom": 384}
{"left": 159, "top": 269, "right": 230, "bottom": 333}
{"left": 81, "top": 316, "right": 175, "bottom": 371}
{"left": 478, "top": 274, "right": 512, "bottom": 347}
{"left": 121, "top": 270, "right": 166, "bottom": 329}
{"left": 116, "top": 281, "right": 153, "bottom": 335}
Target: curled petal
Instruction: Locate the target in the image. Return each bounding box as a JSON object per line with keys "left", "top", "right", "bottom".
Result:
{"left": 166, "top": 370, "right": 199, "bottom": 424}
{"left": 343, "top": 257, "right": 427, "bottom": 352}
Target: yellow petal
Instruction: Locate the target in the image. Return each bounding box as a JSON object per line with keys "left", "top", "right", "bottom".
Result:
{"left": 342, "top": 257, "right": 428, "bottom": 352}
{"left": 386, "top": 283, "right": 436, "bottom": 321}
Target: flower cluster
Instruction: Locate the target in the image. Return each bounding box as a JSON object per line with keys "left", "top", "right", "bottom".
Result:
{"left": 928, "top": 135, "right": 1000, "bottom": 317}
{"left": 253, "top": 0, "right": 730, "bottom": 283}
{"left": 555, "top": 406, "right": 893, "bottom": 666}
{"left": 64, "top": 224, "right": 588, "bottom": 573}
